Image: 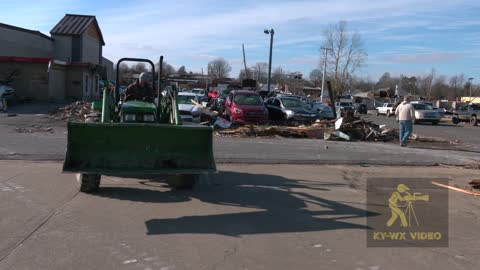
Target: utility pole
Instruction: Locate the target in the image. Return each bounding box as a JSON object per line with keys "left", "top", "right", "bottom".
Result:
{"left": 320, "top": 47, "right": 331, "bottom": 103}
{"left": 206, "top": 64, "right": 210, "bottom": 90}
{"left": 242, "top": 44, "right": 248, "bottom": 80}
{"left": 469, "top": 77, "right": 474, "bottom": 102}
{"left": 264, "top": 29, "right": 274, "bottom": 92}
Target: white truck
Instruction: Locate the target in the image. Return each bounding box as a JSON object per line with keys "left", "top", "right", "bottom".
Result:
{"left": 376, "top": 103, "right": 396, "bottom": 117}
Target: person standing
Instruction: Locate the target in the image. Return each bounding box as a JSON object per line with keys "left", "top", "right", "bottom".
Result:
{"left": 395, "top": 96, "right": 415, "bottom": 147}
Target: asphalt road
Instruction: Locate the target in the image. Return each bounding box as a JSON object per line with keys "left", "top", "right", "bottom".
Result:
{"left": 1, "top": 161, "right": 479, "bottom": 270}
{"left": 1, "top": 113, "right": 479, "bottom": 166}
{"left": 364, "top": 114, "right": 480, "bottom": 149}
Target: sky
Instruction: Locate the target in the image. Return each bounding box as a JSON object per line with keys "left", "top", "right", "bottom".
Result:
{"left": 1, "top": 0, "right": 480, "bottom": 81}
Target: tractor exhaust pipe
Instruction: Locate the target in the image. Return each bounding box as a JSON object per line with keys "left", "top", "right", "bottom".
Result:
{"left": 157, "top": 56, "right": 163, "bottom": 122}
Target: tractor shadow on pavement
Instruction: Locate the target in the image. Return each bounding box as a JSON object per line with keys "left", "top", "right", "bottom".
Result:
{"left": 144, "top": 171, "right": 378, "bottom": 237}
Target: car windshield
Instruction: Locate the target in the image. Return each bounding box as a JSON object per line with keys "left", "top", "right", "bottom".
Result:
{"left": 234, "top": 94, "right": 263, "bottom": 105}
{"left": 281, "top": 98, "right": 306, "bottom": 108}
{"left": 177, "top": 95, "right": 196, "bottom": 104}
{"left": 412, "top": 104, "right": 429, "bottom": 110}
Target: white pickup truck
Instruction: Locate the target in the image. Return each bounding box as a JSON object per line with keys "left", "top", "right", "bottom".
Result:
{"left": 376, "top": 103, "right": 396, "bottom": 117}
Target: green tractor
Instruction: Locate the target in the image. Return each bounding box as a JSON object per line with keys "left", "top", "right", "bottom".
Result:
{"left": 63, "top": 57, "right": 216, "bottom": 192}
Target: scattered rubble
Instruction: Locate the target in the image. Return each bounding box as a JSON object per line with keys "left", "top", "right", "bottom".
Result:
{"left": 15, "top": 126, "right": 54, "bottom": 133}
{"left": 469, "top": 180, "right": 480, "bottom": 190}
{"left": 49, "top": 101, "right": 92, "bottom": 122}
{"left": 215, "top": 118, "right": 400, "bottom": 142}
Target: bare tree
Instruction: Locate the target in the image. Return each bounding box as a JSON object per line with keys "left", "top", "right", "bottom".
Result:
{"left": 400, "top": 76, "right": 417, "bottom": 95}
{"left": 432, "top": 75, "right": 448, "bottom": 99}
{"left": 272, "top": 67, "right": 287, "bottom": 86}
{"left": 251, "top": 62, "right": 268, "bottom": 83}
{"left": 154, "top": 61, "right": 176, "bottom": 77}
{"left": 309, "top": 69, "right": 323, "bottom": 87}
{"left": 208, "top": 58, "right": 232, "bottom": 78}
{"left": 133, "top": 63, "right": 148, "bottom": 74}
{"left": 449, "top": 74, "right": 465, "bottom": 101}
{"left": 320, "top": 21, "right": 367, "bottom": 94}
{"left": 177, "top": 66, "right": 187, "bottom": 75}
{"left": 425, "top": 68, "right": 435, "bottom": 100}
{"left": 238, "top": 68, "right": 253, "bottom": 80}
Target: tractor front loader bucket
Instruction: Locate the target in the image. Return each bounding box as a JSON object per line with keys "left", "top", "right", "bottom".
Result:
{"left": 63, "top": 122, "right": 216, "bottom": 176}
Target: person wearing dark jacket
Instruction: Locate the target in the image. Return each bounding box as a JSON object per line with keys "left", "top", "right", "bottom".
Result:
{"left": 124, "top": 72, "right": 154, "bottom": 103}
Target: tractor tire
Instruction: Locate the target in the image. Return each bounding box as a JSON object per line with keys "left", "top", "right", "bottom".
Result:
{"left": 471, "top": 115, "right": 478, "bottom": 126}
{"left": 76, "top": 173, "right": 101, "bottom": 193}
{"left": 167, "top": 174, "right": 199, "bottom": 189}
{"left": 452, "top": 117, "right": 460, "bottom": 124}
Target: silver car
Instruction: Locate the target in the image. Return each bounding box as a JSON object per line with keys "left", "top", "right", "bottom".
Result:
{"left": 177, "top": 93, "right": 202, "bottom": 123}
{"left": 411, "top": 103, "right": 441, "bottom": 125}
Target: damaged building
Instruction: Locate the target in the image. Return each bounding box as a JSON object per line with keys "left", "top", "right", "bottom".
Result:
{"left": 0, "top": 14, "right": 113, "bottom": 101}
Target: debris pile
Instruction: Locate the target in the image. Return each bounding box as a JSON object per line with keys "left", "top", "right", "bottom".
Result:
{"left": 49, "top": 101, "right": 92, "bottom": 122}
{"left": 469, "top": 180, "right": 480, "bottom": 190}
{"left": 215, "top": 118, "right": 400, "bottom": 142}
{"left": 15, "top": 126, "right": 54, "bottom": 133}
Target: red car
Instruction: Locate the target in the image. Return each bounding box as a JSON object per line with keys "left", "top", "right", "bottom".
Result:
{"left": 225, "top": 90, "right": 268, "bottom": 124}
{"left": 208, "top": 89, "right": 219, "bottom": 99}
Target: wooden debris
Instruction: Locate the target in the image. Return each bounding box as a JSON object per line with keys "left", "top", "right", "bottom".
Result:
{"left": 431, "top": 181, "right": 480, "bottom": 196}
{"left": 215, "top": 118, "right": 399, "bottom": 141}
{"left": 469, "top": 180, "right": 480, "bottom": 190}
{"left": 49, "top": 101, "right": 92, "bottom": 122}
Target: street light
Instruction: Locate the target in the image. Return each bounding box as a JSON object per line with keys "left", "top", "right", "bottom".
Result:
{"left": 468, "top": 77, "right": 474, "bottom": 102}
{"left": 264, "top": 29, "right": 274, "bottom": 93}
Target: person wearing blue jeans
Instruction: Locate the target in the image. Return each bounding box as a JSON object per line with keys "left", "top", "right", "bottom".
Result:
{"left": 395, "top": 96, "right": 415, "bottom": 147}
{"left": 399, "top": 120, "right": 413, "bottom": 146}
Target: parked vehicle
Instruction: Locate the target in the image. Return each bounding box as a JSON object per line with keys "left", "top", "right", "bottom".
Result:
{"left": 452, "top": 104, "right": 480, "bottom": 126}
{"left": 411, "top": 101, "right": 445, "bottom": 117}
{"left": 224, "top": 90, "right": 268, "bottom": 124}
{"left": 277, "top": 94, "right": 315, "bottom": 108}
{"left": 0, "top": 84, "right": 15, "bottom": 101}
{"left": 335, "top": 101, "right": 354, "bottom": 117}
{"left": 376, "top": 103, "right": 396, "bottom": 117}
{"left": 411, "top": 103, "right": 441, "bottom": 125}
{"left": 265, "top": 97, "right": 318, "bottom": 123}
{"left": 353, "top": 103, "right": 367, "bottom": 114}
{"left": 212, "top": 89, "right": 232, "bottom": 113}
{"left": 177, "top": 92, "right": 202, "bottom": 123}
{"left": 313, "top": 103, "right": 335, "bottom": 119}
{"left": 208, "top": 89, "right": 220, "bottom": 100}
{"left": 190, "top": 88, "right": 208, "bottom": 102}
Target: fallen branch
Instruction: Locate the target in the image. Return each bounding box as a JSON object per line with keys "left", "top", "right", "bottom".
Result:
{"left": 431, "top": 181, "right": 480, "bottom": 196}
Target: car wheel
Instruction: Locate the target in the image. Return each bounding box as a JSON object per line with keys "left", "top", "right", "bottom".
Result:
{"left": 376, "top": 110, "right": 379, "bottom": 116}
{"left": 387, "top": 111, "right": 391, "bottom": 117}
{"left": 452, "top": 117, "right": 460, "bottom": 124}
{"left": 471, "top": 115, "right": 478, "bottom": 126}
